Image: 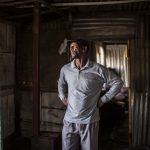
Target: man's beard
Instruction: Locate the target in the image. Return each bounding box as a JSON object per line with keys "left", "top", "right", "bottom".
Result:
{"left": 70, "top": 52, "right": 79, "bottom": 61}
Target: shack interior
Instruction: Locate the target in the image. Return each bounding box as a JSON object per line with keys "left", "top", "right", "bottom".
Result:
{"left": 0, "top": 0, "right": 150, "bottom": 150}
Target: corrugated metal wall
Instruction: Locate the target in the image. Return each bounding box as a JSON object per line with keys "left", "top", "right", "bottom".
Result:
{"left": 71, "top": 17, "right": 135, "bottom": 39}
{"left": 130, "top": 15, "right": 150, "bottom": 145}
{"left": 18, "top": 21, "right": 68, "bottom": 137}
{"left": 40, "top": 92, "right": 65, "bottom": 133}
{"left": 0, "top": 21, "right": 16, "bottom": 149}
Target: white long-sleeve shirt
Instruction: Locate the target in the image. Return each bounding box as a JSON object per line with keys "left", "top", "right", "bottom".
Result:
{"left": 58, "top": 59, "right": 123, "bottom": 124}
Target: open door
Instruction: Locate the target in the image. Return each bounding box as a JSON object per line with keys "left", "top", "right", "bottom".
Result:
{"left": 95, "top": 41, "right": 129, "bottom": 149}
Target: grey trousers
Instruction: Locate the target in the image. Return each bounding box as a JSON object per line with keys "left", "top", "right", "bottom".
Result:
{"left": 62, "top": 120, "right": 99, "bottom": 150}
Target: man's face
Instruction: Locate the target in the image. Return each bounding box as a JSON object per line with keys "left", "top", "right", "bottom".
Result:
{"left": 70, "top": 42, "right": 82, "bottom": 60}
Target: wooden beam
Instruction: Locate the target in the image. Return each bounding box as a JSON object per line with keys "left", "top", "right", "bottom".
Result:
{"left": 73, "top": 18, "right": 135, "bottom": 22}
{"left": 37, "top": 0, "right": 69, "bottom": 14}
{"left": 4, "top": 9, "right": 150, "bottom": 20}
{"left": 73, "top": 22, "right": 135, "bottom": 26}
{"left": 5, "top": 5, "right": 68, "bottom": 20}
{"left": 5, "top": 8, "right": 63, "bottom": 19}
{"left": 0, "top": 0, "right": 34, "bottom": 2}
{"left": 51, "top": 0, "right": 150, "bottom": 7}
{"left": 0, "top": 0, "right": 36, "bottom": 6}
{"left": 37, "top": 0, "right": 52, "bottom": 9}
{"left": 15, "top": 4, "right": 34, "bottom": 8}
{"left": 37, "top": 0, "right": 67, "bottom": 16}
{"left": 0, "top": 0, "right": 16, "bottom": 2}
{"left": 33, "top": 1, "right": 40, "bottom": 137}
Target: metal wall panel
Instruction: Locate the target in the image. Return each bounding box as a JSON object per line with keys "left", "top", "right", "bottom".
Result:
{"left": 1, "top": 94, "right": 15, "bottom": 139}
{"left": 20, "top": 91, "right": 33, "bottom": 137}
{"left": 0, "top": 21, "right": 16, "bottom": 149}
{"left": 0, "top": 23, "right": 16, "bottom": 53}
{"left": 0, "top": 54, "right": 15, "bottom": 86}
{"left": 20, "top": 91, "right": 33, "bottom": 120}
{"left": 41, "top": 109, "right": 65, "bottom": 124}
{"left": 130, "top": 15, "right": 150, "bottom": 145}
{"left": 41, "top": 92, "right": 65, "bottom": 109}
{"left": 20, "top": 91, "right": 65, "bottom": 137}
{"left": 71, "top": 17, "right": 135, "bottom": 39}
{"left": 40, "top": 92, "right": 65, "bottom": 133}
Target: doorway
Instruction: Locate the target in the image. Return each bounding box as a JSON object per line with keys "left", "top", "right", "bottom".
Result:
{"left": 95, "top": 41, "right": 129, "bottom": 150}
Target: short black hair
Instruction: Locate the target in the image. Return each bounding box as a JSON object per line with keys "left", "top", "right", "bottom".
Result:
{"left": 70, "top": 39, "right": 89, "bottom": 51}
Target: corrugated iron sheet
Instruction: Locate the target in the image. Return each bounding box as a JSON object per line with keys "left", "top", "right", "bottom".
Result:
{"left": 130, "top": 15, "right": 150, "bottom": 145}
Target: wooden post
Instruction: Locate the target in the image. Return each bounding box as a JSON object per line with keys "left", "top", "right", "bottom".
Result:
{"left": 33, "top": 1, "right": 40, "bottom": 137}
{"left": 0, "top": 90, "right": 3, "bottom": 150}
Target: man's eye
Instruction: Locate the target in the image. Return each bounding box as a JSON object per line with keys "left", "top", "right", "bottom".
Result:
{"left": 70, "top": 46, "right": 78, "bottom": 50}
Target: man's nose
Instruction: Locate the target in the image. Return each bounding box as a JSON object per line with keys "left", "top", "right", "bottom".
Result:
{"left": 73, "top": 48, "right": 78, "bottom": 52}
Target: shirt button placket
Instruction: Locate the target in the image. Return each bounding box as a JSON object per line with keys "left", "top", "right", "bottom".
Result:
{"left": 78, "top": 70, "right": 80, "bottom": 80}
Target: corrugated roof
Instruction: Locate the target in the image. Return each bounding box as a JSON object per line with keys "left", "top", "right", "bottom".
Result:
{"left": 0, "top": 0, "right": 150, "bottom": 22}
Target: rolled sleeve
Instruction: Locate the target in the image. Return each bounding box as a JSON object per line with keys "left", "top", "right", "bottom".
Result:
{"left": 100, "top": 68, "right": 123, "bottom": 103}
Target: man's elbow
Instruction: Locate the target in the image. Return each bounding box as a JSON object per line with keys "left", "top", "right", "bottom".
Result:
{"left": 117, "top": 79, "right": 124, "bottom": 91}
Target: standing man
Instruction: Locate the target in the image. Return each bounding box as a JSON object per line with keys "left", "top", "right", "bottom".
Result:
{"left": 58, "top": 39, "right": 123, "bottom": 150}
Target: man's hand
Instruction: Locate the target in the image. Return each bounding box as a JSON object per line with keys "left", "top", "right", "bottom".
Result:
{"left": 97, "top": 100, "right": 104, "bottom": 108}
{"left": 62, "top": 97, "right": 68, "bottom": 106}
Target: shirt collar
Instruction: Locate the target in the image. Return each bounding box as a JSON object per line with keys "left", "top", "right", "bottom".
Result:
{"left": 71, "top": 59, "right": 76, "bottom": 68}
{"left": 70, "top": 59, "right": 92, "bottom": 69}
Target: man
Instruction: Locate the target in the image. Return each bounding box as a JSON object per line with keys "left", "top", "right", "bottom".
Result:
{"left": 58, "top": 39, "right": 123, "bottom": 150}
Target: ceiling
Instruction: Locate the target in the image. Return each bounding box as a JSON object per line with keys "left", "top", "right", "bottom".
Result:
{"left": 0, "top": 0, "right": 150, "bottom": 23}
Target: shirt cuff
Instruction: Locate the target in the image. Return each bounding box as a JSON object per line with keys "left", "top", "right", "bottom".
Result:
{"left": 100, "top": 95, "right": 110, "bottom": 103}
